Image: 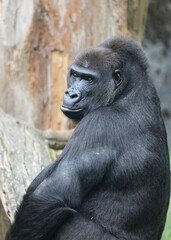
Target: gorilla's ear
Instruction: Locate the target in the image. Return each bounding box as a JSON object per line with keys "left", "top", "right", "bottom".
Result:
{"left": 113, "top": 69, "right": 122, "bottom": 88}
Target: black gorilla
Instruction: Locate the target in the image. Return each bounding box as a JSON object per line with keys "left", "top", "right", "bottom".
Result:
{"left": 6, "top": 36, "right": 170, "bottom": 240}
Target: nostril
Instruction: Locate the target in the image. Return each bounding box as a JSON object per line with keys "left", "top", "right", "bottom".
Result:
{"left": 70, "top": 93, "right": 78, "bottom": 99}
{"left": 64, "top": 88, "right": 81, "bottom": 100}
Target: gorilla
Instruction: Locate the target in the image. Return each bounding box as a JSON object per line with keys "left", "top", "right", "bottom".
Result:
{"left": 6, "top": 36, "right": 170, "bottom": 240}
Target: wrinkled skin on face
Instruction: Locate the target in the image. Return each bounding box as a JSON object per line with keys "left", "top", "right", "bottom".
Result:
{"left": 61, "top": 47, "right": 123, "bottom": 120}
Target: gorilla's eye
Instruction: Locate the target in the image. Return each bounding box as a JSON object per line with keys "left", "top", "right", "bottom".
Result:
{"left": 113, "top": 69, "right": 122, "bottom": 88}
{"left": 73, "top": 73, "right": 78, "bottom": 78}
{"left": 87, "top": 77, "right": 93, "bottom": 83}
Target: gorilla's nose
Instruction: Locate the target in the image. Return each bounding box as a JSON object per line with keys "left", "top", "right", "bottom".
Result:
{"left": 63, "top": 88, "right": 81, "bottom": 106}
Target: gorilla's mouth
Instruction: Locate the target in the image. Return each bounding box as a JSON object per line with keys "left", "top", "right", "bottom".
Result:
{"left": 60, "top": 105, "right": 82, "bottom": 112}
{"left": 61, "top": 105, "right": 83, "bottom": 120}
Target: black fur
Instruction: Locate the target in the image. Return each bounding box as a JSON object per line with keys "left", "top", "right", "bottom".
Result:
{"left": 6, "top": 36, "right": 170, "bottom": 240}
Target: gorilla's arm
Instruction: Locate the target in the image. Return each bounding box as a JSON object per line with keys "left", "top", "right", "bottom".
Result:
{"left": 6, "top": 139, "right": 112, "bottom": 240}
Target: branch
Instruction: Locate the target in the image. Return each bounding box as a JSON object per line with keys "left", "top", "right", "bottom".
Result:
{"left": 36, "top": 129, "right": 73, "bottom": 150}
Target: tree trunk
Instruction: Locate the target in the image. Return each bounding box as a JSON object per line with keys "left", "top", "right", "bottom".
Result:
{"left": 0, "top": 110, "right": 54, "bottom": 237}
{"left": 0, "top": 110, "right": 54, "bottom": 211}
{"left": 0, "top": 0, "right": 148, "bottom": 131}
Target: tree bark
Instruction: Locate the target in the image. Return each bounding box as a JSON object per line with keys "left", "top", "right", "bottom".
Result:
{"left": 0, "top": 110, "right": 55, "bottom": 237}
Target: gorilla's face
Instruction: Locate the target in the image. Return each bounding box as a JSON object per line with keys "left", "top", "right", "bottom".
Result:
{"left": 61, "top": 47, "right": 122, "bottom": 121}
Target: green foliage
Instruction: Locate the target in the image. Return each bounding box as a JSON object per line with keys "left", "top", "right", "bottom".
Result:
{"left": 161, "top": 150, "right": 171, "bottom": 240}
{"left": 49, "top": 148, "right": 56, "bottom": 161}
{"left": 162, "top": 199, "right": 171, "bottom": 240}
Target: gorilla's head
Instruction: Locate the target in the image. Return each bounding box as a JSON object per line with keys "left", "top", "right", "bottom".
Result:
{"left": 61, "top": 36, "right": 149, "bottom": 121}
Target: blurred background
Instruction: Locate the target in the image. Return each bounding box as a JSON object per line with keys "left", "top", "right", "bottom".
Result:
{"left": 0, "top": 0, "right": 170, "bottom": 239}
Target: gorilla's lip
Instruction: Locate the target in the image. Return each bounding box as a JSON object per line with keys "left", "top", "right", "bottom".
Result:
{"left": 61, "top": 105, "right": 82, "bottom": 112}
